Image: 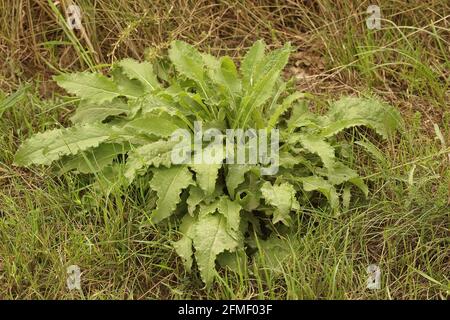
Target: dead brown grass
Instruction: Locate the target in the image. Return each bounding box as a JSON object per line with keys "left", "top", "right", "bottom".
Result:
{"left": 0, "top": 0, "right": 448, "bottom": 134}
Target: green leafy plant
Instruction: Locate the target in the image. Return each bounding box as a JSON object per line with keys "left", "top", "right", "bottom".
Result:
{"left": 14, "top": 40, "right": 401, "bottom": 285}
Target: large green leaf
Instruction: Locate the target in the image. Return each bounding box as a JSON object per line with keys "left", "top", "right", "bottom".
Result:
{"left": 217, "top": 197, "right": 242, "bottom": 234}
{"left": 301, "top": 176, "right": 339, "bottom": 210}
{"left": 149, "top": 166, "right": 193, "bottom": 224}
{"left": 190, "top": 163, "right": 221, "bottom": 196}
{"left": 205, "top": 55, "right": 242, "bottom": 103}
{"left": 124, "top": 112, "right": 186, "bottom": 138}
{"left": 14, "top": 123, "right": 115, "bottom": 166}
{"left": 241, "top": 40, "right": 266, "bottom": 91}
{"left": 268, "top": 92, "right": 307, "bottom": 130}
{"left": 298, "top": 134, "right": 335, "bottom": 169}
{"left": 226, "top": 164, "right": 252, "bottom": 199}
{"left": 117, "top": 58, "right": 160, "bottom": 92}
{"left": 54, "top": 72, "right": 123, "bottom": 104}
{"left": 70, "top": 98, "right": 130, "bottom": 124}
{"left": 169, "top": 40, "right": 205, "bottom": 83}
{"left": 261, "top": 181, "right": 299, "bottom": 225}
{"left": 111, "top": 68, "right": 146, "bottom": 99}
{"left": 238, "top": 42, "right": 291, "bottom": 127}
{"left": 124, "top": 140, "right": 177, "bottom": 182}
{"left": 325, "top": 161, "right": 359, "bottom": 185}
{"left": 58, "top": 143, "right": 130, "bottom": 174}
{"left": 348, "top": 177, "right": 369, "bottom": 197}
{"left": 286, "top": 100, "right": 320, "bottom": 132}
{"left": 172, "top": 214, "right": 196, "bottom": 272}
{"left": 186, "top": 185, "right": 206, "bottom": 215}
{"left": 199, "top": 197, "right": 242, "bottom": 234}
{"left": 192, "top": 213, "right": 240, "bottom": 285}
{"left": 217, "top": 248, "right": 248, "bottom": 273}
{"left": 321, "top": 96, "right": 401, "bottom": 139}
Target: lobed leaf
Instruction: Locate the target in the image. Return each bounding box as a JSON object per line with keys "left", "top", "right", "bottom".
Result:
{"left": 124, "top": 112, "right": 187, "bottom": 138}
{"left": 54, "top": 72, "right": 123, "bottom": 104}
{"left": 261, "top": 181, "right": 299, "bottom": 225}
{"left": 14, "top": 123, "right": 116, "bottom": 166}
{"left": 298, "top": 134, "right": 335, "bottom": 169}
{"left": 301, "top": 176, "right": 339, "bottom": 210}
{"left": 192, "top": 213, "right": 240, "bottom": 285}
{"left": 149, "top": 166, "right": 193, "bottom": 224}
{"left": 187, "top": 185, "right": 206, "bottom": 215}
{"left": 322, "top": 96, "right": 401, "bottom": 139}
{"left": 190, "top": 163, "right": 222, "bottom": 196}
{"left": 169, "top": 40, "right": 205, "bottom": 83}
{"left": 70, "top": 98, "right": 130, "bottom": 124}
{"left": 117, "top": 58, "right": 161, "bottom": 92}
{"left": 172, "top": 214, "right": 196, "bottom": 272}
{"left": 124, "top": 140, "right": 177, "bottom": 183}
{"left": 58, "top": 143, "right": 130, "bottom": 174}
{"left": 226, "top": 164, "right": 252, "bottom": 199}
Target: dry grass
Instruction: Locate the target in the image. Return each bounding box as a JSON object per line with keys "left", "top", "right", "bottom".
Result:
{"left": 0, "top": 0, "right": 448, "bottom": 299}
{"left": 1, "top": 1, "right": 448, "bottom": 97}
